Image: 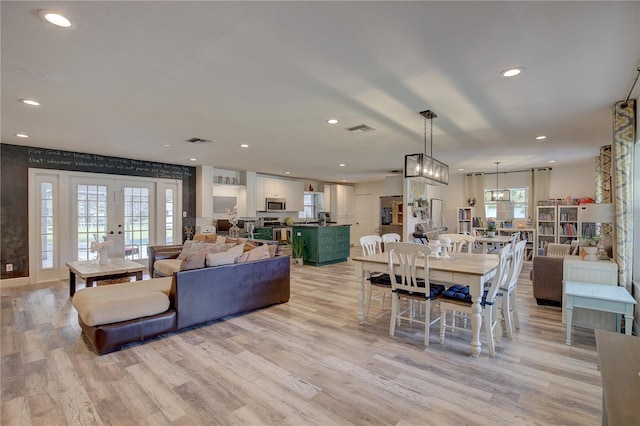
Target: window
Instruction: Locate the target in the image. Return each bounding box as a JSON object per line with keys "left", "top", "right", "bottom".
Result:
{"left": 298, "top": 192, "right": 323, "bottom": 219}
{"left": 40, "top": 182, "right": 54, "bottom": 269}
{"left": 165, "top": 188, "right": 174, "bottom": 244}
{"left": 484, "top": 187, "right": 528, "bottom": 219}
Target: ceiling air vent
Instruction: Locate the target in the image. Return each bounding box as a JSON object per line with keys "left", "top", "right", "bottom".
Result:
{"left": 185, "top": 137, "right": 212, "bottom": 144}
{"left": 346, "top": 124, "right": 376, "bottom": 134}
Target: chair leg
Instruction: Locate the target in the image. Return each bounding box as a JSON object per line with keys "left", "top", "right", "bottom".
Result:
{"left": 365, "top": 283, "right": 374, "bottom": 317}
{"left": 502, "top": 293, "right": 513, "bottom": 339}
{"left": 423, "top": 300, "right": 430, "bottom": 346}
{"left": 389, "top": 293, "right": 398, "bottom": 337}
{"left": 484, "top": 309, "right": 496, "bottom": 357}
{"left": 511, "top": 290, "right": 520, "bottom": 330}
{"left": 439, "top": 308, "right": 447, "bottom": 344}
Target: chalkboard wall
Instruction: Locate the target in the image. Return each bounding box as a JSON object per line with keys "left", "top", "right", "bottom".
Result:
{"left": 0, "top": 143, "right": 196, "bottom": 280}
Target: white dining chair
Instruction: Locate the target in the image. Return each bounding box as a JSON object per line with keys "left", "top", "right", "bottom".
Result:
{"left": 439, "top": 243, "right": 512, "bottom": 356}
{"left": 386, "top": 242, "right": 445, "bottom": 346}
{"left": 359, "top": 235, "right": 390, "bottom": 316}
{"left": 439, "top": 233, "right": 475, "bottom": 253}
{"left": 499, "top": 240, "right": 526, "bottom": 338}
{"left": 381, "top": 233, "right": 401, "bottom": 244}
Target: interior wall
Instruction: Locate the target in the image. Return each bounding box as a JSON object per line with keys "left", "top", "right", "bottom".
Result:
{"left": 548, "top": 160, "right": 596, "bottom": 198}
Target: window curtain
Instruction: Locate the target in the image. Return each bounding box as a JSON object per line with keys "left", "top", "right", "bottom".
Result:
{"left": 612, "top": 100, "right": 635, "bottom": 292}
{"left": 595, "top": 145, "right": 612, "bottom": 203}
{"left": 464, "top": 173, "right": 485, "bottom": 226}
{"left": 529, "top": 168, "right": 550, "bottom": 222}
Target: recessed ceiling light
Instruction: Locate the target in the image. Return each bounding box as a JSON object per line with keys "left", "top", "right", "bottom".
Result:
{"left": 20, "top": 99, "right": 40, "bottom": 106}
{"left": 240, "top": 144, "right": 249, "bottom": 148}
{"left": 536, "top": 135, "right": 547, "bottom": 140}
{"left": 189, "top": 158, "right": 197, "bottom": 162}
{"left": 16, "top": 133, "right": 29, "bottom": 138}
{"left": 339, "top": 163, "right": 346, "bottom": 167}
{"left": 327, "top": 119, "right": 339, "bottom": 124}
{"left": 341, "top": 180, "right": 347, "bottom": 182}
{"left": 38, "top": 10, "right": 76, "bottom": 28}
{"left": 284, "top": 171, "right": 291, "bottom": 175}
{"left": 548, "top": 160, "right": 556, "bottom": 163}
{"left": 458, "top": 168, "right": 465, "bottom": 171}
{"left": 500, "top": 67, "right": 524, "bottom": 78}
{"left": 162, "top": 144, "right": 171, "bottom": 147}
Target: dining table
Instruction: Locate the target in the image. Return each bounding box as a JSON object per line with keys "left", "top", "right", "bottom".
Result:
{"left": 353, "top": 251, "right": 499, "bottom": 357}
{"left": 474, "top": 235, "right": 513, "bottom": 254}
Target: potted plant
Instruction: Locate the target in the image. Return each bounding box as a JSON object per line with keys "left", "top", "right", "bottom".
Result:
{"left": 486, "top": 221, "right": 497, "bottom": 238}
{"left": 291, "top": 237, "right": 305, "bottom": 265}
{"left": 580, "top": 234, "right": 600, "bottom": 261}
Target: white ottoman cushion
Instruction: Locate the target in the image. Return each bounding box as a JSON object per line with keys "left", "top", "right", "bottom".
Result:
{"left": 73, "top": 277, "right": 172, "bottom": 326}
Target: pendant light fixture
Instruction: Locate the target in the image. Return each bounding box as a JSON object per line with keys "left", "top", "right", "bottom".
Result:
{"left": 490, "top": 162, "right": 510, "bottom": 201}
{"left": 404, "top": 110, "right": 449, "bottom": 185}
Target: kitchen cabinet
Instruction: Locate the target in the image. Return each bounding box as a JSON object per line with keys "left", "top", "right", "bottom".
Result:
{"left": 330, "top": 184, "right": 355, "bottom": 224}
{"left": 252, "top": 228, "right": 273, "bottom": 241}
{"left": 293, "top": 225, "right": 351, "bottom": 266}
{"left": 256, "top": 175, "right": 304, "bottom": 212}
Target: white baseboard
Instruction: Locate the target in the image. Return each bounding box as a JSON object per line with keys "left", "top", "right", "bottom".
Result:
{"left": 0, "top": 277, "right": 31, "bottom": 289}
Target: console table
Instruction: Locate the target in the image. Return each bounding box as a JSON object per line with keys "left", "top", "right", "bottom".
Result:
{"left": 595, "top": 330, "right": 640, "bottom": 426}
{"left": 564, "top": 281, "right": 635, "bottom": 346}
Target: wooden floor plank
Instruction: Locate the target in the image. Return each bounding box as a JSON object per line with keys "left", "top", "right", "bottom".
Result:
{"left": 1, "top": 252, "right": 604, "bottom": 425}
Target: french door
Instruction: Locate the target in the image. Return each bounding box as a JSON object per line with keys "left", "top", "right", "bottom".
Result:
{"left": 29, "top": 169, "right": 181, "bottom": 283}
{"left": 72, "top": 176, "right": 154, "bottom": 262}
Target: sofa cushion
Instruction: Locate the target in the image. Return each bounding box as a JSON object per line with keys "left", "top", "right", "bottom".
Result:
{"left": 155, "top": 259, "right": 183, "bottom": 276}
{"left": 193, "top": 233, "right": 218, "bottom": 243}
{"left": 238, "top": 243, "right": 270, "bottom": 263}
{"left": 180, "top": 249, "right": 209, "bottom": 271}
{"left": 72, "top": 277, "right": 172, "bottom": 326}
{"left": 205, "top": 243, "right": 245, "bottom": 267}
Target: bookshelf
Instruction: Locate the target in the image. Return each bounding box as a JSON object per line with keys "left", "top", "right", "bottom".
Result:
{"left": 536, "top": 205, "right": 557, "bottom": 255}
{"left": 499, "top": 227, "right": 536, "bottom": 260}
{"left": 456, "top": 207, "right": 475, "bottom": 234}
{"left": 558, "top": 206, "right": 579, "bottom": 244}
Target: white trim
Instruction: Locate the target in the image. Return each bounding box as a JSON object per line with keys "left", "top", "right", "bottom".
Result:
{"left": 0, "top": 277, "right": 30, "bottom": 288}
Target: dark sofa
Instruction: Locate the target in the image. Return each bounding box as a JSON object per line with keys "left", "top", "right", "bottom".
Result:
{"left": 76, "top": 254, "right": 290, "bottom": 354}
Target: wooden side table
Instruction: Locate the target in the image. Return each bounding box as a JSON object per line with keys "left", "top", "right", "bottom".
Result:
{"left": 564, "top": 281, "right": 635, "bottom": 346}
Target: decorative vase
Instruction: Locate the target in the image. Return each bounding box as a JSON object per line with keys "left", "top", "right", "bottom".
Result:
{"left": 580, "top": 246, "right": 598, "bottom": 261}
{"left": 229, "top": 224, "right": 242, "bottom": 238}
{"left": 98, "top": 248, "right": 109, "bottom": 265}
{"left": 487, "top": 231, "right": 496, "bottom": 238}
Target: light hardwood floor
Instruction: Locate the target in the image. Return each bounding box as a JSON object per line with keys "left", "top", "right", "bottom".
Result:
{"left": 1, "top": 250, "right": 602, "bottom": 425}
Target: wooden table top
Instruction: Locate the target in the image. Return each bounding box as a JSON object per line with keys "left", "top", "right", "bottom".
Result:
{"left": 475, "top": 235, "right": 513, "bottom": 244}
{"left": 65, "top": 257, "right": 145, "bottom": 278}
{"left": 595, "top": 329, "right": 640, "bottom": 426}
{"left": 352, "top": 251, "right": 498, "bottom": 277}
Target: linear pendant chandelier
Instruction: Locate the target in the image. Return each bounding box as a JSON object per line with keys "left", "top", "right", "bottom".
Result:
{"left": 490, "top": 161, "right": 510, "bottom": 201}
{"left": 404, "top": 109, "right": 449, "bottom": 185}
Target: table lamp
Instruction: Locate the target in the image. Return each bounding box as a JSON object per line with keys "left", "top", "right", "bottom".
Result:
{"left": 578, "top": 203, "right": 613, "bottom": 260}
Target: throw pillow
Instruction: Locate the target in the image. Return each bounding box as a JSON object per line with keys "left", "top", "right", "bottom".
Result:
{"left": 243, "top": 242, "right": 258, "bottom": 252}
{"left": 180, "top": 249, "right": 209, "bottom": 271}
{"left": 176, "top": 240, "right": 196, "bottom": 260}
{"left": 267, "top": 244, "right": 277, "bottom": 258}
{"left": 238, "top": 243, "right": 270, "bottom": 263}
{"left": 205, "top": 243, "right": 245, "bottom": 267}
{"left": 193, "top": 234, "right": 218, "bottom": 243}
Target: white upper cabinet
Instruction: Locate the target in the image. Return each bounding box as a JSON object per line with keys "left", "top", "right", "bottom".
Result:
{"left": 331, "top": 184, "right": 355, "bottom": 222}
{"left": 256, "top": 175, "right": 304, "bottom": 212}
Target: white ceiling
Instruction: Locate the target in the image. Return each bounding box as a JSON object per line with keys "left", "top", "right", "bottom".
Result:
{"left": 2, "top": 1, "right": 639, "bottom": 183}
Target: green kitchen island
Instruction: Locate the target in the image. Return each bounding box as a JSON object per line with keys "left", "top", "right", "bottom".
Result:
{"left": 292, "top": 224, "right": 351, "bottom": 266}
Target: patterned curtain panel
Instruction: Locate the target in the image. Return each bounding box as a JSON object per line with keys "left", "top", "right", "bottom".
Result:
{"left": 613, "top": 100, "right": 635, "bottom": 291}
{"left": 596, "top": 145, "right": 612, "bottom": 203}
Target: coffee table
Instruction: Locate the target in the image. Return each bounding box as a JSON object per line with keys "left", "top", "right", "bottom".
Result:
{"left": 66, "top": 257, "right": 145, "bottom": 297}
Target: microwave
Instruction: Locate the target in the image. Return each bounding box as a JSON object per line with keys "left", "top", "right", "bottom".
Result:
{"left": 266, "top": 198, "right": 286, "bottom": 212}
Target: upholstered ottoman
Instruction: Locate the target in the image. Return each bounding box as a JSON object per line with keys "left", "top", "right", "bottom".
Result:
{"left": 72, "top": 277, "right": 176, "bottom": 354}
